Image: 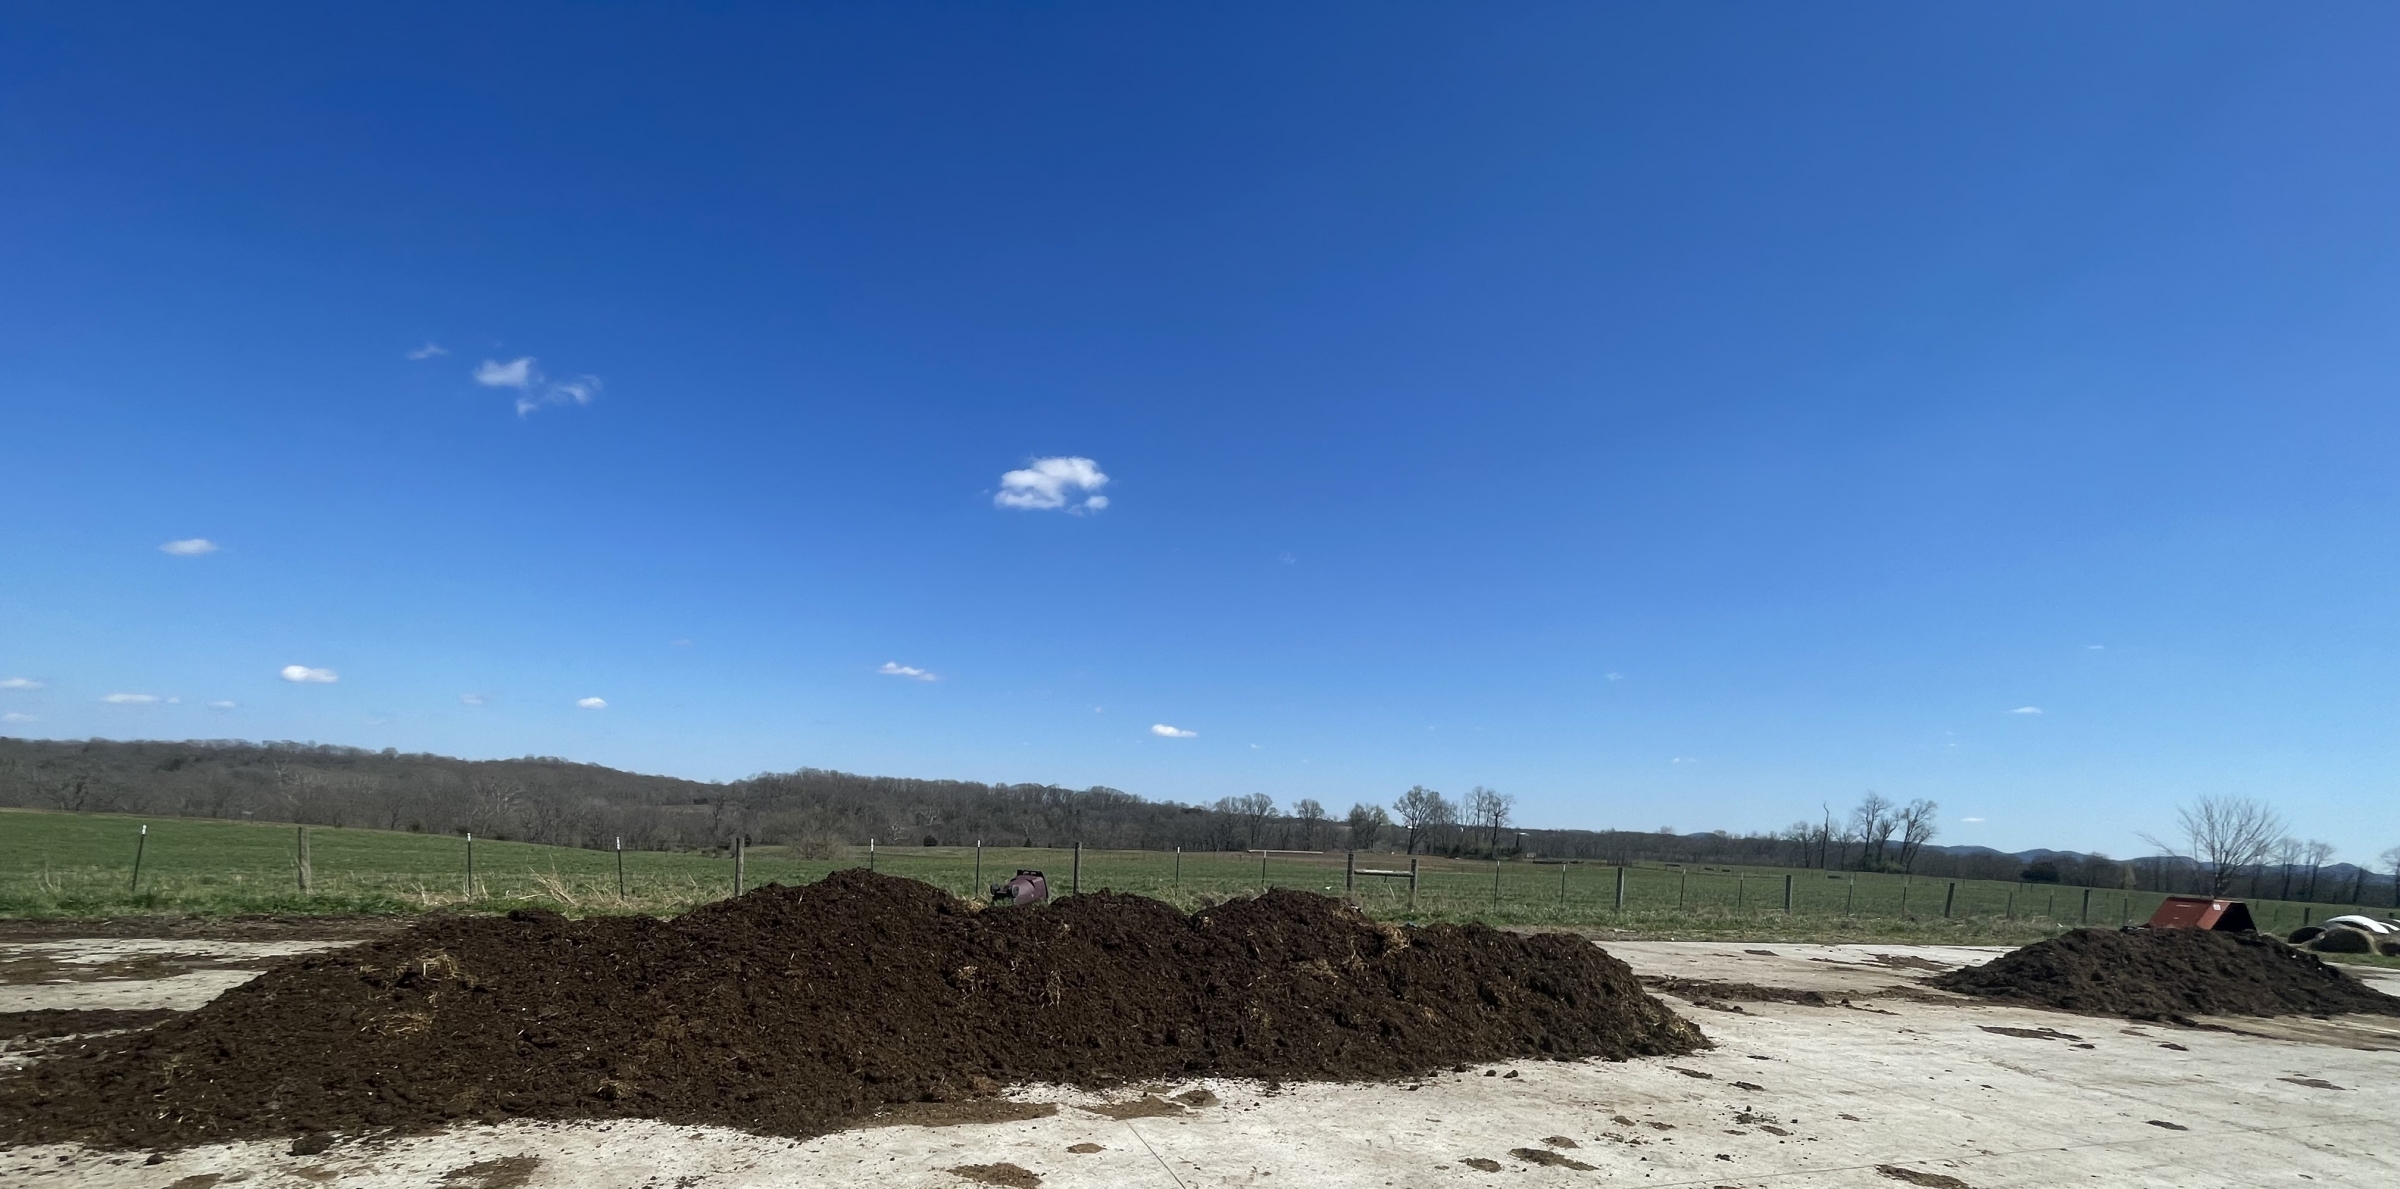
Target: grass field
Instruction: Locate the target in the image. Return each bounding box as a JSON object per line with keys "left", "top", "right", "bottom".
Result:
{"left": 5, "top": 808, "right": 2391, "bottom": 944}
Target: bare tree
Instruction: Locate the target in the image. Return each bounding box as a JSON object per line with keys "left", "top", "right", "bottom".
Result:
{"left": 1466, "top": 786, "right": 1514, "bottom": 855}
{"left": 1346, "top": 802, "right": 1388, "bottom": 851}
{"left": 1292, "top": 798, "right": 1326, "bottom": 848}
{"left": 1896, "top": 799, "right": 1940, "bottom": 872}
{"left": 1851, "top": 793, "right": 1897, "bottom": 870}
{"left": 2300, "top": 839, "right": 2334, "bottom": 902}
{"left": 2383, "top": 845, "right": 2400, "bottom": 910}
{"left": 2271, "top": 835, "right": 2303, "bottom": 899}
{"left": 2140, "top": 796, "right": 2286, "bottom": 897}
{"left": 1392, "top": 786, "right": 1455, "bottom": 855}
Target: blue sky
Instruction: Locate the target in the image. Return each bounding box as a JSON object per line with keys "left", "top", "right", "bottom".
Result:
{"left": 2, "top": 5, "right": 2393, "bottom": 859}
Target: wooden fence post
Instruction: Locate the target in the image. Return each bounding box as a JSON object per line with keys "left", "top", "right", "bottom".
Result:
{"left": 1737, "top": 874, "right": 1745, "bottom": 912}
{"left": 1614, "top": 864, "right": 1626, "bottom": 912}
{"left": 975, "top": 840, "right": 983, "bottom": 890}
{"left": 1261, "top": 847, "right": 1269, "bottom": 890}
{"left": 1560, "top": 862, "right": 1569, "bottom": 903}
{"left": 1072, "top": 841, "right": 1082, "bottom": 895}
{"left": 1678, "top": 869, "right": 1687, "bottom": 910}
{"left": 1900, "top": 877, "right": 1910, "bottom": 918}
{"left": 1345, "top": 850, "right": 1355, "bottom": 893}
{"left": 464, "top": 832, "right": 474, "bottom": 898}
{"left": 1407, "top": 857, "right": 1419, "bottom": 912}
{"left": 1173, "top": 845, "right": 1181, "bottom": 889}
{"left": 1943, "top": 882, "right": 1956, "bottom": 919}
{"left": 868, "top": 838, "right": 876, "bottom": 872}
{"left": 2005, "top": 885, "right": 2014, "bottom": 920}
{"left": 296, "top": 826, "right": 312, "bottom": 893}
{"left": 1783, "top": 872, "right": 1793, "bottom": 914}
{"left": 1846, "top": 873, "right": 1856, "bottom": 914}
{"left": 1492, "top": 856, "right": 1501, "bottom": 903}
{"left": 130, "top": 824, "right": 147, "bottom": 894}
{"left": 733, "top": 835, "right": 745, "bottom": 897}
{"left": 2081, "top": 887, "right": 2092, "bottom": 924}
{"left": 615, "top": 836, "right": 626, "bottom": 897}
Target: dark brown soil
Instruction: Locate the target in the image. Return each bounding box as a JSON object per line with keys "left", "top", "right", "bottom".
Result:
{"left": 0, "top": 1009, "right": 182, "bottom": 1040}
{"left": 950, "top": 1162, "right": 1040, "bottom": 1188}
{"left": 0, "top": 871, "right": 1704, "bottom": 1150}
{"left": 1930, "top": 928, "right": 2400, "bottom": 1020}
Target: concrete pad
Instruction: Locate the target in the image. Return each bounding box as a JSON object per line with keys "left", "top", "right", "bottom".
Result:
{"left": 4, "top": 937, "right": 2397, "bottom": 1187}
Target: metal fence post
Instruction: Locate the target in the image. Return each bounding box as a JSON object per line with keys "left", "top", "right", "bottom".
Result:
{"left": 130, "top": 824, "right": 147, "bottom": 894}
{"left": 1072, "top": 841, "right": 1082, "bottom": 895}
{"left": 1614, "top": 864, "right": 1626, "bottom": 912}
{"left": 868, "top": 838, "right": 876, "bottom": 872}
{"left": 1261, "top": 847, "right": 1269, "bottom": 890}
{"left": 296, "top": 826, "right": 312, "bottom": 893}
{"left": 464, "top": 832, "right": 474, "bottom": 897}
{"left": 1173, "top": 845, "right": 1181, "bottom": 889}
{"left": 975, "top": 840, "right": 983, "bottom": 891}
{"left": 615, "top": 836, "right": 626, "bottom": 897}
{"left": 1408, "top": 857, "right": 1419, "bottom": 912}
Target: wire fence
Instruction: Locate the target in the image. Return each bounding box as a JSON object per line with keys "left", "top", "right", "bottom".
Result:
{"left": 6, "top": 814, "right": 2394, "bottom": 939}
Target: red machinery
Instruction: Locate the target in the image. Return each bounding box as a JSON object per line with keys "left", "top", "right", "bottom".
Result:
{"left": 2146, "top": 896, "right": 2256, "bottom": 931}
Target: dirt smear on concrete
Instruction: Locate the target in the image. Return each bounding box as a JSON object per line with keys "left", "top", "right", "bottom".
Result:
{"left": 0, "top": 871, "right": 1704, "bottom": 1150}
{"left": 1932, "top": 928, "right": 2400, "bottom": 1021}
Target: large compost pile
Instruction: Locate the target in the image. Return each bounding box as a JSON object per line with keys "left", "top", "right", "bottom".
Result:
{"left": 0, "top": 871, "right": 1705, "bottom": 1150}
{"left": 1931, "top": 926, "right": 2400, "bottom": 1020}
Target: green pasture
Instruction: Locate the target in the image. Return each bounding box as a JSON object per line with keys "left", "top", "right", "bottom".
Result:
{"left": 1, "top": 809, "right": 2386, "bottom": 944}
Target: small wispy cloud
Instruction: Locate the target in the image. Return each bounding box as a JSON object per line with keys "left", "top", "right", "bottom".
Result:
{"left": 474, "top": 357, "right": 535, "bottom": 388}
{"left": 406, "top": 342, "right": 449, "bottom": 360}
{"left": 103, "top": 693, "right": 159, "bottom": 704}
{"left": 207, "top": 700, "right": 237, "bottom": 710}
{"left": 995, "top": 456, "right": 1110, "bottom": 514}
{"left": 2009, "top": 706, "right": 2043, "bottom": 715}
{"left": 1150, "top": 723, "right": 1197, "bottom": 738}
{"left": 1671, "top": 756, "right": 1697, "bottom": 764}
{"left": 459, "top": 693, "right": 487, "bottom": 706}
{"left": 281, "top": 665, "right": 339, "bottom": 684}
{"left": 0, "top": 677, "right": 41, "bottom": 690}
{"left": 474, "top": 356, "right": 602, "bottom": 416}
{"left": 576, "top": 696, "right": 607, "bottom": 710}
{"left": 1606, "top": 672, "right": 1624, "bottom": 682}
{"left": 1, "top": 711, "right": 36, "bottom": 723}
{"left": 1961, "top": 816, "right": 1986, "bottom": 823}
{"left": 2086, "top": 644, "right": 2105, "bottom": 650}
{"left": 878, "top": 662, "right": 938, "bottom": 682}
{"left": 160, "top": 538, "right": 219, "bottom": 556}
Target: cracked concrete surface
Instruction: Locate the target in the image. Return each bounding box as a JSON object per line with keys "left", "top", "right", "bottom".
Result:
{"left": 3, "top": 934, "right": 2393, "bottom": 1188}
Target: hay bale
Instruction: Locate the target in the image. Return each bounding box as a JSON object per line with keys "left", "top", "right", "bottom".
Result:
{"left": 2287, "top": 926, "right": 2325, "bottom": 944}
{"left": 2309, "top": 926, "right": 2373, "bottom": 954}
{"left": 2377, "top": 939, "right": 2400, "bottom": 958}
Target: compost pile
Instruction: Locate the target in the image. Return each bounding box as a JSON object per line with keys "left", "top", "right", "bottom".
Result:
{"left": 1931, "top": 927, "right": 2400, "bottom": 1020}
{"left": 0, "top": 871, "right": 1705, "bottom": 1149}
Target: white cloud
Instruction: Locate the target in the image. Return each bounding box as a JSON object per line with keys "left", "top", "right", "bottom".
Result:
{"left": 2086, "top": 644, "right": 2105, "bottom": 650}
{"left": 1605, "top": 672, "right": 1624, "bottom": 682}
{"left": 1150, "top": 723, "right": 1197, "bottom": 738}
{"left": 280, "top": 665, "right": 339, "bottom": 684}
{"left": 0, "top": 711, "right": 34, "bottom": 723}
{"left": 160, "top": 538, "right": 219, "bottom": 556}
{"left": 1961, "top": 816, "right": 1986, "bottom": 823}
{"left": 995, "top": 456, "right": 1111, "bottom": 514}
{"left": 103, "top": 693, "right": 159, "bottom": 704}
{"left": 459, "top": 693, "right": 487, "bottom": 706}
{"left": 2009, "top": 706, "right": 2043, "bottom": 715}
{"left": 0, "top": 677, "right": 41, "bottom": 690}
{"left": 518, "top": 375, "right": 601, "bottom": 417}
{"left": 878, "top": 662, "right": 938, "bottom": 682}
{"left": 206, "top": 700, "right": 237, "bottom": 710}
{"left": 474, "top": 357, "right": 536, "bottom": 388}
{"left": 406, "top": 342, "right": 450, "bottom": 360}
{"left": 576, "top": 696, "right": 607, "bottom": 710}
{"left": 1671, "top": 756, "right": 1697, "bottom": 764}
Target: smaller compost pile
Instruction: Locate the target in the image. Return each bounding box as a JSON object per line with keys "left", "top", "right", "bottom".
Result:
{"left": 0, "top": 871, "right": 1705, "bottom": 1150}
{"left": 1931, "top": 927, "right": 2400, "bottom": 1020}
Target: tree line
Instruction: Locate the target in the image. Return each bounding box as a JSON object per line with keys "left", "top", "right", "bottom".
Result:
{"left": 2, "top": 737, "right": 2390, "bottom": 905}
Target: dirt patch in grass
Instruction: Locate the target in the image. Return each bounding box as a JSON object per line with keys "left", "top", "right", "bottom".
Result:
{"left": 1510, "top": 1146, "right": 1596, "bottom": 1169}
{"left": 0, "top": 871, "right": 1705, "bottom": 1150}
{"left": 1931, "top": 928, "right": 2400, "bottom": 1020}
{"left": 1079, "top": 1096, "right": 1185, "bottom": 1120}
{"left": 1877, "top": 1166, "right": 1970, "bottom": 1188}
{"left": 439, "top": 1155, "right": 541, "bottom": 1189}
